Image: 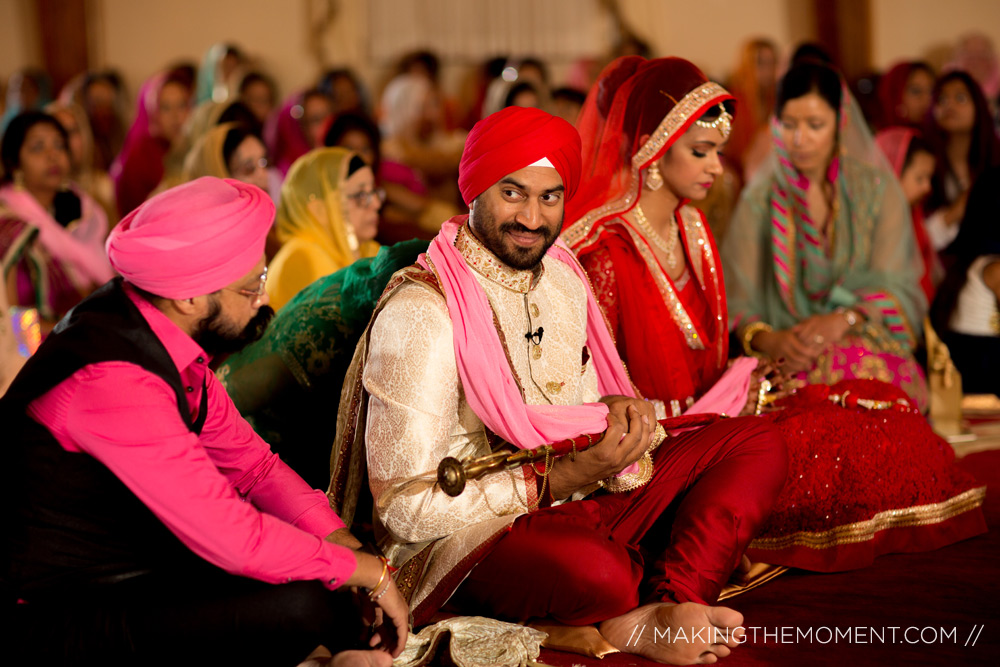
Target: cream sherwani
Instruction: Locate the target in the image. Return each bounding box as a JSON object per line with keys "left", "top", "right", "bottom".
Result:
{"left": 362, "top": 224, "right": 601, "bottom": 614}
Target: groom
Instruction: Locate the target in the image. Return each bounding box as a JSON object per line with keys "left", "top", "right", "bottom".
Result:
{"left": 338, "top": 106, "right": 787, "bottom": 665}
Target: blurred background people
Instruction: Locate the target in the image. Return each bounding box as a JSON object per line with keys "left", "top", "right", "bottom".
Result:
{"left": 267, "top": 147, "right": 381, "bottom": 309}
{"left": 877, "top": 61, "right": 936, "bottom": 129}
{"left": 45, "top": 100, "right": 117, "bottom": 222}
{"left": 1, "top": 111, "right": 114, "bottom": 328}
{"left": 931, "top": 166, "right": 1000, "bottom": 396}
{"left": 319, "top": 68, "right": 370, "bottom": 118}
{"left": 1, "top": 68, "right": 52, "bottom": 136}
{"left": 79, "top": 71, "right": 129, "bottom": 174}
{"left": 236, "top": 70, "right": 278, "bottom": 127}
{"left": 110, "top": 67, "right": 193, "bottom": 216}
{"left": 724, "top": 61, "right": 928, "bottom": 408}
{"left": 726, "top": 38, "right": 780, "bottom": 182}
{"left": 946, "top": 32, "right": 1000, "bottom": 113}
{"left": 195, "top": 42, "right": 246, "bottom": 106}
{"left": 265, "top": 88, "right": 333, "bottom": 175}
{"left": 924, "top": 71, "right": 1000, "bottom": 251}
{"left": 877, "top": 128, "right": 940, "bottom": 304}
{"left": 378, "top": 72, "right": 464, "bottom": 232}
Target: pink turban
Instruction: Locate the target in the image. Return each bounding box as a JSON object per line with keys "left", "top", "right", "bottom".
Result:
{"left": 106, "top": 177, "right": 274, "bottom": 299}
{"left": 458, "top": 106, "right": 582, "bottom": 205}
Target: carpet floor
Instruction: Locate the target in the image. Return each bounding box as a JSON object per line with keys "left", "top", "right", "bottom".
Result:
{"left": 537, "top": 447, "right": 1000, "bottom": 667}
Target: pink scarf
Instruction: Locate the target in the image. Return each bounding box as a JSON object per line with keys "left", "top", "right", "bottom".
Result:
{"left": 0, "top": 184, "right": 113, "bottom": 289}
{"left": 420, "top": 216, "right": 634, "bottom": 450}
{"left": 682, "top": 356, "right": 756, "bottom": 425}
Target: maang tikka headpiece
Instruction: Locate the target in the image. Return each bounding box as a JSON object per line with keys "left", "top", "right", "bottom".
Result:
{"left": 695, "top": 103, "right": 733, "bottom": 139}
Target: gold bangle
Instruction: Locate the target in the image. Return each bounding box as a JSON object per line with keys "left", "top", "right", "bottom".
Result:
{"left": 368, "top": 556, "right": 389, "bottom": 600}
{"left": 740, "top": 321, "right": 773, "bottom": 357}
{"left": 754, "top": 378, "right": 773, "bottom": 416}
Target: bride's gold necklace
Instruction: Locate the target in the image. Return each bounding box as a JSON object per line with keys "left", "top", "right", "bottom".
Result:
{"left": 633, "top": 203, "right": 679, "bottom": 270}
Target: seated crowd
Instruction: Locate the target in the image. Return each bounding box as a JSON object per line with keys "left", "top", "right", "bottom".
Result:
{"left": 1, "top": 32, "right": 997, "bottom": 666}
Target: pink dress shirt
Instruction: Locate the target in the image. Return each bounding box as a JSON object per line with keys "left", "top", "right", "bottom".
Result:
{"left": 27, "top": 285, "right": 357, "bottom": 589}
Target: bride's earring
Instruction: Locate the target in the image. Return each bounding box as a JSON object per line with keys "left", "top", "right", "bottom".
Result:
{"left": 645, "top": 162, "right": 663, "bottom": 191}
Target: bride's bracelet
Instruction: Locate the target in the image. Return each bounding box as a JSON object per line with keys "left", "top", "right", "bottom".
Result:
{"left": 754, "top": 378, "right": 774, "bottom": 416}
{"left": 827, "top": 389, "right": 919, "bottom": 414}
{"left": 740, "top": 321, "right": 773, "bottom": 358}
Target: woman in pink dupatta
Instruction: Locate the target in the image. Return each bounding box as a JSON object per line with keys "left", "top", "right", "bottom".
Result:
{"left": 110, "top": 68, "right": 192, "bottom": 216}
{"left": 264, "top": 89, "right": 334, "bottom": 176}
{"left": 566, "top": 56, "right": 986, "bottom": 575}
{"left": 1, "top": 112, "right": 114, "bottom": 330}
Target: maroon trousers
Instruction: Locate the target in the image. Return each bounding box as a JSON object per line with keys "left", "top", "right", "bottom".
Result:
{"left": 449, "top": 417, "right": 787, "bottom": 625}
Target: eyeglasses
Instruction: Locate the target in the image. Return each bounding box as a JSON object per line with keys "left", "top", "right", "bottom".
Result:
{"left": 233, "top": 157, "right": 269, "bottom": 179}
{"left": 227, "top": 266, "right": 268, "bottom": 303}
{"left": 345, "top": 187, "right": 386, "bottom": 208}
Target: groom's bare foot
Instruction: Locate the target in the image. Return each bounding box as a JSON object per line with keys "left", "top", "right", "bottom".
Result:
{"left": 600, "top": 602, "right": 744, "bottom": 665}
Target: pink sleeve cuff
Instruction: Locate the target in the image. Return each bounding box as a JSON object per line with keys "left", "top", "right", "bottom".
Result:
{"left": 290, "top": 490, "right": 347, "bottom": 536}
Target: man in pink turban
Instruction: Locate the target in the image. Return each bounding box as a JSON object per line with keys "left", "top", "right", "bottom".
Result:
{"left": 2, "top": 177, "right": 407, "bottom": 664}
{"left": 332, "top": 107, "right": 785, "bottom": 664}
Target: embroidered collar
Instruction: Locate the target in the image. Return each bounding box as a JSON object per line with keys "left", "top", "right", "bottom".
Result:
{"left": 455, "top": 223, "right": 544, "bottom": 293}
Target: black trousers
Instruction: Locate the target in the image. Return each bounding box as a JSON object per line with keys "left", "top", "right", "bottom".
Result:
{"left": 942, "top": 330, "right": 1000, "bottom": 396}
{"left": 7, "top": 568, "right": 366, "bottom": 666}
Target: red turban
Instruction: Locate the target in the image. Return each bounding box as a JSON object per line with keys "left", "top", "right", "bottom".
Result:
{"left": 458, "top": 106, "right": 582, "bottom": 205}
{"left": 106, "top": 177, "right": 274, "bottom": 300}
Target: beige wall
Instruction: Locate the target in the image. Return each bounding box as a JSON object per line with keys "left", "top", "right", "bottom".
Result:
{"left": 3, "top": 0, "right": 1000, "bottom": 104}
{"left": 617, "top": 0, "right": 793, "bottom": 79}
{"left": 0, "top": 0, "right": 41, "bottom": 76}
{"left": 872, "top": 0, "right": 1000, "bottom": 70}
{"left": 96, "top": 0, "right": 318, "bottom": 102}
{"left": 93, "top": 0, "right": 796, "bottom": 95}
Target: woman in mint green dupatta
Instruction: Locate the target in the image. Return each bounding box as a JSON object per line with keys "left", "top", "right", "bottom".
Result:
{"left": 723, "top": 61, "right": 928, "bottom": 409}
{"left": 217, "top": 239, "right": 428, "bottom": 490}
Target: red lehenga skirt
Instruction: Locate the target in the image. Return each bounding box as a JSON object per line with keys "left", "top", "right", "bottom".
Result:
{"left": 746, "top": 379, "right": 987, "bottom": 571}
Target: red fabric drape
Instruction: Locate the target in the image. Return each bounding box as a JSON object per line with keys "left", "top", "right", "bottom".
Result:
{"left": 578, "top": 212, "right": 727, "bottom": 404}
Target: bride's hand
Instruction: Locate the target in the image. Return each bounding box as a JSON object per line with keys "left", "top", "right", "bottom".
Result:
{"left": 793, "top": 313, "right": 851, "bottom": 349}
{"left": 740, "top": 360, "right": 797, "bottom": 416}
{"left": 751, "top": 329, "right": 817, "bottom": 373}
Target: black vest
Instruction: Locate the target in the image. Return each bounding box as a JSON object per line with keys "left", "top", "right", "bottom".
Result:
{"left": 1, "top": 278, "right": 208, "bottom": 596}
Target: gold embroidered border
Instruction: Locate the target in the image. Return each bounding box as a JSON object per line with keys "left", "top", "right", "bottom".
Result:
{"left": 681, "top": 206, "right": 727, "bottom": 366}
{"left": 456, "top": 223, "right": 538, "bottom": 293}
{"left": 411, "top": 523, "right": 514, "bottom": 625}
{"left": 564, "top": 82, "right": 732, "bottom": 248}
{"left": 749, "top": 486, "right": 986, "bottom": 550}
{"left": 601, "top": 450, "right": 653, "bottom": 493}
{"left": 394, "top": 542, "right": 435, "bottom": 605}
{"left": 620, "top": 222, "right": 704, "bottom": 350}
{"left": 328, "top": 264, "right": 443, "bottom": 525}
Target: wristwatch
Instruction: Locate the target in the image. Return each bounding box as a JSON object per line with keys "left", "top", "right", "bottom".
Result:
{"left": 835, "top": 307, "right": 859, "bottom": 326}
